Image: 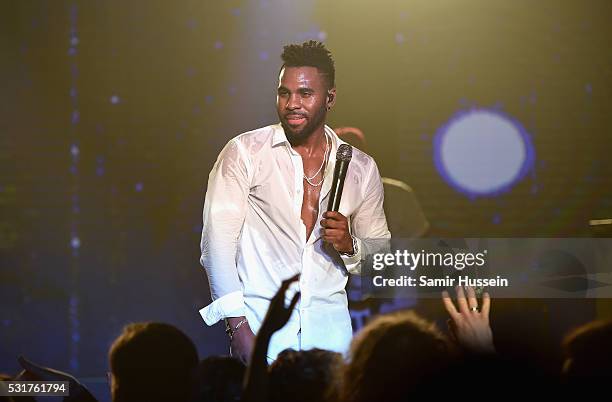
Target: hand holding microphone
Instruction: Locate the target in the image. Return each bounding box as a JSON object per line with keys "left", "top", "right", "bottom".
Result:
{"left": 321, "top": 144, "right": 355, "bottom": 255}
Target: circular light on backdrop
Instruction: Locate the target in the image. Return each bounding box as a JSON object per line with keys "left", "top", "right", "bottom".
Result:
{"left": 434, "top": 109, "right": 535, "bottom": 197}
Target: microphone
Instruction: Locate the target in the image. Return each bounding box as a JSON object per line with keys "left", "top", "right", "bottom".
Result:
{"left": 327, "top": 144, "right": 353, "bottom": 212}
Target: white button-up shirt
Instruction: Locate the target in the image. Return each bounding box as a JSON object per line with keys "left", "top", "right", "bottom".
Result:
{"left": 199, "top": 123, "right": 390, "bottom": 359}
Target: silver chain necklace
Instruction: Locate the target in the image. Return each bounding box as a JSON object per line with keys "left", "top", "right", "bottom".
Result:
{"left": 303, "top": 133, "right": 329, "bottom": 187}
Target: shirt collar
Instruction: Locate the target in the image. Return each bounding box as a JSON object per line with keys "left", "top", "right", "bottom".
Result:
{"left": 271, "top": 123, "right": 287, "bottom": 147}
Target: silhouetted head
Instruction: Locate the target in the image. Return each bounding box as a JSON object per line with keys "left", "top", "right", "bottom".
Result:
{"left": 193, "top": 356, "right": 245, "bottom": 402}
{"left": 334, "top": 127, "right": 368, "bottom": 153}
{"left": 109, "top": 322, "right": 198, "bottom": 402}
{"left": 562, "top": 319, "right": 612, "bottom": 377}
{"left": 269, "top": 348, "right": 343, "bottom": 402}
{"left": 342, "top": 311, "right": 454, "bottom": 402}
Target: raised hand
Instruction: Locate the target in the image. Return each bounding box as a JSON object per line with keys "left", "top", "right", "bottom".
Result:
{"left": 243, "top": 274, "right": 301, "bottom": 402}
{"left": 16, "top": 356, "right": 98, "bottom": 402}
{"left": 259, "top": 274, "right": 301, "bottom": 337}
{"left": 321, "top": 211, "right": 353, "bottom": 254}
{"left": 442, "top": 286, "right": 495, "bottom": 354}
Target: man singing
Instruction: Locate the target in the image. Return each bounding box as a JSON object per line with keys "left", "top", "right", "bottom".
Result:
{"left": 199, "top": 41, "right": 390, "bottom": 363}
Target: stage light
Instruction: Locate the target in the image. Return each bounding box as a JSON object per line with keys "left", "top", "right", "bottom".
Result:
{"left": 434, "top": 109, "right": 535, "bottom": 197}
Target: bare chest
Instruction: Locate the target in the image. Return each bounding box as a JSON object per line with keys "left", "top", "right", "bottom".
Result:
{"left": 300, "top": 154, "right": 327, "bottom": 241}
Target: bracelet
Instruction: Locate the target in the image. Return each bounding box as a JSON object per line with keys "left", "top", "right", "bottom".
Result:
{"left": 340, "top": 235, "right": 358, "bottom": 257}
{"left": 225, "top": 318, "right": 248, "bottom": 341}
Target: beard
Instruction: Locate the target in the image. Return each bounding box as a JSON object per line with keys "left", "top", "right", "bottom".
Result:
{"left": 279, "top": 102, "right": 327, "bottom": 142}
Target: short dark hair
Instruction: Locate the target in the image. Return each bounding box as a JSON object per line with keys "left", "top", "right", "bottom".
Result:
{"left": 269, "top": 348, "right": 343, "bottom": 402}
{"left": 342, "top": 311, "right": 454, "bottom": 402}
{"left": 563, "top": 319, "right": 612, "bottom": 376}
{"left": 109, "top": 322, "right": 198, "bottom": 402}
{"left": 193, "top": 356, "right": 245, "bottom": 402}
{"left": 280, "top": 40, "right": 335, "bottom": 89}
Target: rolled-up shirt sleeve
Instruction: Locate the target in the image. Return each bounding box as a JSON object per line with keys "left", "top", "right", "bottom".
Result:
{"left": 343, "top": 160, "right": 391, "bottom": 274}
{"left": 198, "top": 138, "right": 251, "bottom": 325}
